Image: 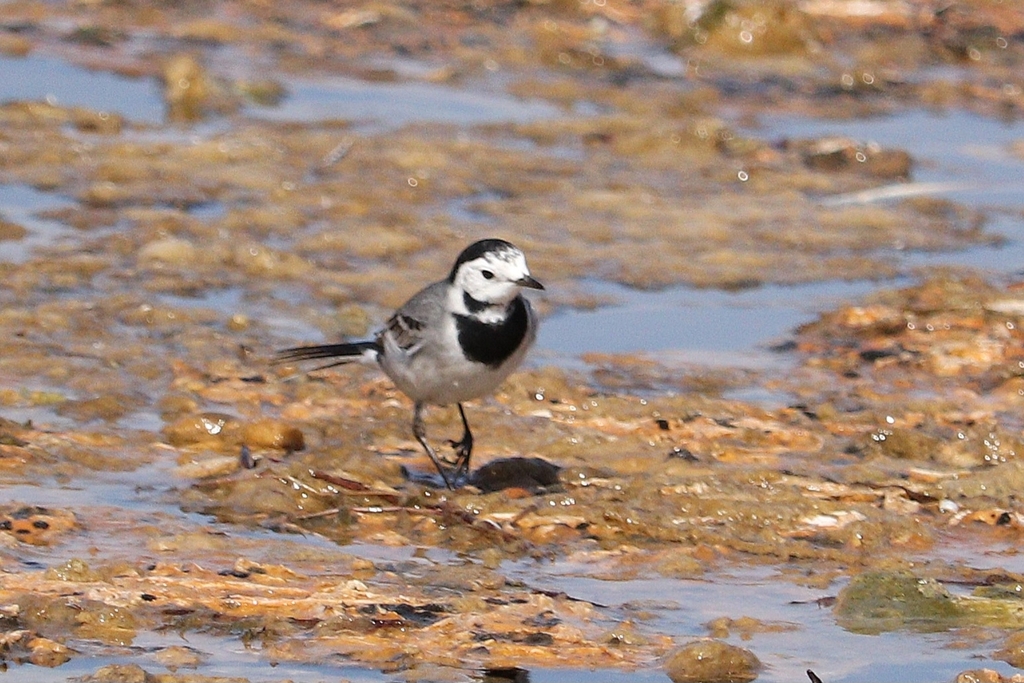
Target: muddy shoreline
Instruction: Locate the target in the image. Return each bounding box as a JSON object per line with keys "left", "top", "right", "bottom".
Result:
{"left": 3, "top": 1, "right": 1024, "bottom": 681}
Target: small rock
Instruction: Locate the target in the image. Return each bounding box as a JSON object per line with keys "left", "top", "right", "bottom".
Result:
{"left": 834, "top": 570, "right": 963, "bottom": 633}
{"left": 71, "top": 108, "right": 124, "bottom": 134}
{"left": 163, "top": 53, "right": 211, "bottom": 122}
{"left": 163, "top": 412, "right": 241, "bottom": 449}
{"left": 227, "top": 313, "right": 250, "bottom": 331}
{"left": 153, "top": 644, "right": 204, "bottom": 671}
{"left": 27, "top": 635, "right": 71, "bottom": 668}
{"left": 995, "top": 631, "right": 1024, "bottom": 668}
{"left": 955, "top": 670, "right": 1004, "bottom": 683}
{"left": 45, "top": 557, "right": 102, "bottom": 582}
{"left": 795, "top": 136, "right": 912, "bottom": 178}
{"left": 175, "top": 454, "right": 239, "bottom": 479}
{"left": 664, "top": 639, "right": 762, "bottom": 683}
{"left": 138, "top": 237, "right": 198, "bottom": 267}
{"left": 0, "top": 218, "right": 27, "bottom": 241}
{"left": 241, "top": 419, "right": 305, "bottom": 452}
{"left": 82, "top": 663, "right": 148, "bottom": 683}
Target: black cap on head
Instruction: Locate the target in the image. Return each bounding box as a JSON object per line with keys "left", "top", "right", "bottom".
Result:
{"left": 447, "top": 238, "right": 518, "bottom": 282}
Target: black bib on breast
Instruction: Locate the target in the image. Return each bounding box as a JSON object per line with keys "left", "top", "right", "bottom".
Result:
{"left": 455, "top": 296, "right": 529, "bottom": 368}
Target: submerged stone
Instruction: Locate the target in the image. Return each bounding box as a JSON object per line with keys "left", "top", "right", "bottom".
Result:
{"left": 834, "top": 570, "right": 964, "bottom": 634}
{"left": 664, "top": 639, "right": 762, "bottom": 683}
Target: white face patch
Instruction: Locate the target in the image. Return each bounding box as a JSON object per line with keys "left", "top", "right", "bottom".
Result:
{"left": 452, "top": 246, "right": 533, "bottom": 310}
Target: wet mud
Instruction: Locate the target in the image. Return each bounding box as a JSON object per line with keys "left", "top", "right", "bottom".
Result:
{"left": 2, "top": 1, "right": 1024, "bottom": 681}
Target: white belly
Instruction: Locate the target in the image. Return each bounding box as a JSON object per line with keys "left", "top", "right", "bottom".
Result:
{"left": 381, "top": 337, "right": 529, "bottom": 405}
{"left": 379, "top": 313, "right": 534, "bottom": 405}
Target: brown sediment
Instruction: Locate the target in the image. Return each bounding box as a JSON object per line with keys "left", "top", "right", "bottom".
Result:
{"left": 1, "top": 0, "right": 1024, "bottom": 679}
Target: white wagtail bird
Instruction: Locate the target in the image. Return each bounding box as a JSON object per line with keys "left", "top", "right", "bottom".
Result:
{"left": 276, "top": 239, "right": 544, "bottom": 490}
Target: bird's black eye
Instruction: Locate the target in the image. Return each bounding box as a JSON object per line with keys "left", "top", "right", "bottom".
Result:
{"left": 481, "top": 270, "right": 494, "bottom": 280}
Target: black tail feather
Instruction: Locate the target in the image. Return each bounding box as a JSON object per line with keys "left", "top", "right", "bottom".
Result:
{"left": 274, "top": 341, "right": 381, "bottom": 365}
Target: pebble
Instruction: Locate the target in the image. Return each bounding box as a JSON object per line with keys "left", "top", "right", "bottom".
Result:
{"left": 664, "top": 639, "right": 762, "bottom": 683}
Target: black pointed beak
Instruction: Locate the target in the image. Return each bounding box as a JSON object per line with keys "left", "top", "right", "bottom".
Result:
{"left": 517, "top": 275, "right": 544, "bottom": 290}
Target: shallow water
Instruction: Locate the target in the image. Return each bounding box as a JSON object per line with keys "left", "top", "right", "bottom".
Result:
{"left": 762, "top": 110, "right": 1024, "bottom": 211}
{"left": 6, "top": 631, "right": 391, "bottom": 683}
{"left": 0, "top": 53, "right": 164, "bottom": 124}
{"left": 8, "top": 640, "right": 662, "bottom": 683}
{"left": 509, "top": 563, "right": 1022, "bottom": 683}
{"left": 3, "top": 34, "right": 1024, "bottom": 683}
{"left": 3, "top": 54, "right": 1022, "bottom": 367}
{"left": 538, "top": 278, "right": 879, "bottom": 367}
{"left": 0, "top": 183, "right": 77, "bottom": 263}
{"left": 248, "top": 75, "right": 563, "bottom": 130}
{"left": 543, "top": 110, "right": 1024, "bottom": 370}
{"left": 5, "top": 451, "right": 1020, "bottom": 683}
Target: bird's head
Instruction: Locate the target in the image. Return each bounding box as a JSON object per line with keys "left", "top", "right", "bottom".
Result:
{"left": 448, "top": 238, "right": 544, "bottom": 307}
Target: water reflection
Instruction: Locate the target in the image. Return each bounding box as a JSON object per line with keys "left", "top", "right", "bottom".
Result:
{"left": 247, "top": 76, "right": 561, "bottom": 130}
{"left": 761, "top": 110, "right": 1024, "bottom": 210}
{"left": 508, "top": 562, "right": 1022, "bottom": 683}
{"left": 4, "top": 49, "right": 1024, "bottom": 683}
{"left": 538, "top": 279, "right": 878, "bottom": 365}
{"left": 0, "top": 54, "right": 164, "bottom": 124}
{"left": 543, "top": 110, "right": 1024, "bottom": 369}
{"left": 0, "top": 183, "right": 76, "bottom": 262}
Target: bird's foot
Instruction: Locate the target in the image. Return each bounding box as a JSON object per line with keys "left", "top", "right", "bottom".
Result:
{"left": 400, "top": 463, "right": 470, "bottom": 490}
{"left": 446, "top": 437, "right": 473, "bottom": 478}
{"left": 437, "top": 451, "right": 460, "bottom": 467}
{"left": 447, "top": 434, "right": 473, "bottom": 461}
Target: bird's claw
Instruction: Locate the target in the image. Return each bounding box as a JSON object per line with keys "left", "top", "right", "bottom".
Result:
{"left": 447, "top": 438, "right": 472, "bottom": 460}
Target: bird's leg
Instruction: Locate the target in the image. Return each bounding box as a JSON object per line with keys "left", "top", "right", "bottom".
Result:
{"left": 412, "top": 402, "right": 455, "bottom": 490}
{"left": 447, "top": 403, "right": 474, "bottom": 478}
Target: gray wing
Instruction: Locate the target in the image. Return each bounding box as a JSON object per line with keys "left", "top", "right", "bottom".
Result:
{"left": 377, "top": 280, "right": 448, "bottom": 356}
